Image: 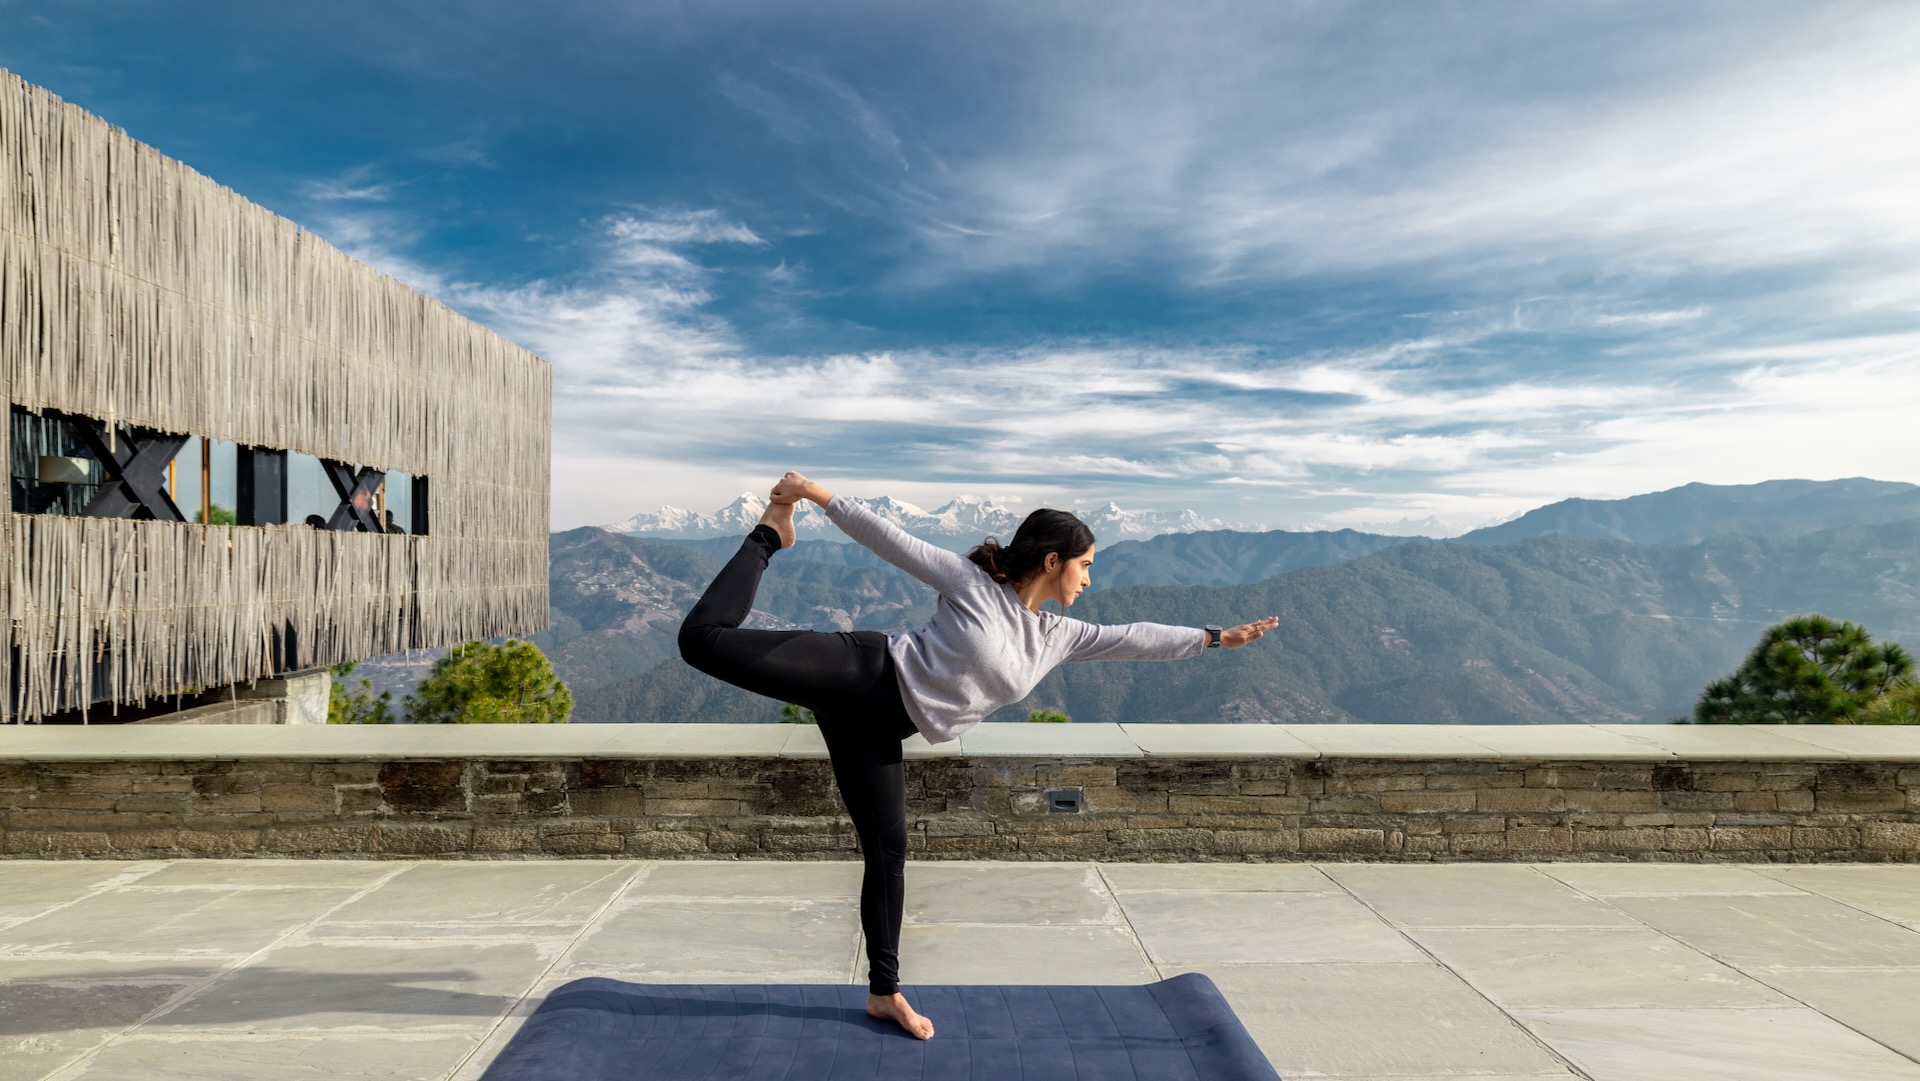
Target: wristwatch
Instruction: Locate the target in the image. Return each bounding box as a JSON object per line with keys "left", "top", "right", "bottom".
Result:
{"left": 1205, "top": 625, "right": 1223, "bottom": 648}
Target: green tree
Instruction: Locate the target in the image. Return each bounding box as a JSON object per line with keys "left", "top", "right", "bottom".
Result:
{"left": 1027, "top": 708, "right": 1071, "bottom": 723}
{"left": 1693, "top": 616, "right": 1913, "bottom": 725}
{"left": 1855, "top": 680, "right": 1920, "bottom": 725}
{"left": 406, "top": 639, "right": 573, "bottom": 724}
{"left": 779, "top": 703, "right": 817, "bottom": 724}
{"left": 197, "top": 503, "right": 236, "bottom": 525}
{"left": 327, "top": 661, "right": 395, "bottom": 725}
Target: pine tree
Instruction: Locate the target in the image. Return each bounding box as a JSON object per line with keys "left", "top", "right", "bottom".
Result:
{"left": 327, "top": 660, "right": 395, "bottom": 724}
{"left": 406, "top": 639, "right": 573, "bottom": 724}
{"left": 1693, "top": 615, "right": 1913, "bottom": 725}
{"left": 1854, "top": 680, "right": 1920, "bottom": 725}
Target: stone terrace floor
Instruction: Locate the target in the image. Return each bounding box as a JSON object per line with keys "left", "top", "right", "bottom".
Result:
{"left": 2, "top": 860, "right": 1918, "bottom": 1081}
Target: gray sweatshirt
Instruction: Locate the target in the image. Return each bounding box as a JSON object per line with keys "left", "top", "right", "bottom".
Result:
{"left": 824, "top": 495, "right": 1205, "bottom": 743}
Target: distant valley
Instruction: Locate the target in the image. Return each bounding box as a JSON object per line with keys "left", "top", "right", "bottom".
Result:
{"left": 353, "top": 478, "right": 1920, "bottom": 727}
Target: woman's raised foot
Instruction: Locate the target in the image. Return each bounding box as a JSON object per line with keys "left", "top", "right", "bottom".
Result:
{"left": 867, "top": 992, "right": 934, "bottom": 1040}
{"left": 757, "top": 499, "right": 797, "bottom": 549}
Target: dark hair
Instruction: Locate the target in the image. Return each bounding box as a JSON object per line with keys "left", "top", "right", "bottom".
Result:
{"left": 967, "top": 508, "right": 1095, "bottom": 585}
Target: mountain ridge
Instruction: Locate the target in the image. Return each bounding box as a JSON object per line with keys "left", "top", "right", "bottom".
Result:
{"left": 1457, "top": 477, "right": 1920, "bottom": 546}
{"left": 608, "top": 492, "right": 1235, "bottom": 547}
{"left": 568, "top": 516, "right": 1920, "bottom": 727}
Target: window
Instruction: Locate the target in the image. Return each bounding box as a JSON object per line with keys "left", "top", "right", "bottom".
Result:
{"left": 8, "top": 407, "right": 428, "bottom": 534}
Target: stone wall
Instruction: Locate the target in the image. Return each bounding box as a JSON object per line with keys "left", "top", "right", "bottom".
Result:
{"left": 125, "top": 669, "right": 332, "bottom": 727}
{"left": 4, "top": 738, "right": 1916, "bottom": 861}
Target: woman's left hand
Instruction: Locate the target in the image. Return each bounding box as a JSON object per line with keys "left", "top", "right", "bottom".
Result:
{"left": 1223, "top": 616, "right": 1279, "bottom": 648}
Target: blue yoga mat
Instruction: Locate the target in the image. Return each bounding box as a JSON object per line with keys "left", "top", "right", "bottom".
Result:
{"left": 479, "top": 973, "right": 1281, "bottom": 1080}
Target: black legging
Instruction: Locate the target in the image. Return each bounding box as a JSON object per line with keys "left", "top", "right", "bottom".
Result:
{"left": 677, "top": 526, "right": 918, "bottom": 996}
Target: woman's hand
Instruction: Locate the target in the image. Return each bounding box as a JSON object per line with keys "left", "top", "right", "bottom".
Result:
{"left": 1222, "top": 616, "right": 1279, "bottom": 648}
{"left": 769, "top": 471, "right": 834, "bottom": 506}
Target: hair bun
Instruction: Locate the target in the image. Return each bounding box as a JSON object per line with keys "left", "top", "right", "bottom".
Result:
{"left": 966, "top": 511, "right": 1093, "bottom": 586}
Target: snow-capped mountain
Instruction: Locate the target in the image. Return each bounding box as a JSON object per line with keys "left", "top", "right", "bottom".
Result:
{"left": 607, "top": 494, "right": 1227, "bottom": 547}
{"left": 1076, "top": 502, "right": 1225, "bottom": 540}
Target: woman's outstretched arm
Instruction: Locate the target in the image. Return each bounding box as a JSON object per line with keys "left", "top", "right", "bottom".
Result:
{"left": 769, "top": 471, "right": 976, "bottom": 593}
{"left": 1063, "top": 615, "right": 1280, "bottom": 663}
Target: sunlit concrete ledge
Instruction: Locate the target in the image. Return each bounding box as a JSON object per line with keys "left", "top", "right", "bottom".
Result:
{"left": 2, "top": 721, "right": 1916, "bottom": 762}
{"left": 3, "top": 724, "right": 1916, "bottom": 863}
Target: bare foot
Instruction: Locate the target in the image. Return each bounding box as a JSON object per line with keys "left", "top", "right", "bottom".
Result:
{"left": 758, "top": 499, "right": 796, "bottom": 549}
{"left": 867, "top": 992, "right": 934, "bottom": 1040}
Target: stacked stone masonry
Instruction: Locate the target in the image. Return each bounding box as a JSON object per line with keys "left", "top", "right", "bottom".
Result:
{"left": 3, "top": 754, "right": 1916, "bottom": 862}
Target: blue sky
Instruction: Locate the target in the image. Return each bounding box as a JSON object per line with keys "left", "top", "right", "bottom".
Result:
{"left": 7, "top": 1, "right": 1920, "bottom": 533}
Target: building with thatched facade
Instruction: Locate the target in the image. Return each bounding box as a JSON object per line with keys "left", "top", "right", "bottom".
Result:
{"left": 0, "top": 70, "right": 551, "bottom": 722}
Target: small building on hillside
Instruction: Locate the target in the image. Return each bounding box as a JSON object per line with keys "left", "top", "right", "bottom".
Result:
{"left": 0, "top": 70, "right": 551, "bottom": 722}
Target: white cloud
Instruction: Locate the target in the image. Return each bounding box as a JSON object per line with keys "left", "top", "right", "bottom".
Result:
{"left": 313, "top": 196, "right": 1920, "bottom": 533}
{"left": 893, "top": 5, "right": 1920, "bottom": 295}
{"left": 290, "top": 4, "right": 1920, "bottom": 534}
{"left": 300, "top": 165, "right": 400, "bottom": 203}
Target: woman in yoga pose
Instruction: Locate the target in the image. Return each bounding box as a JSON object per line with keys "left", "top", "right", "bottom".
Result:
{"left": 677, "top": 471, "right": 1279, "bottom": 1040}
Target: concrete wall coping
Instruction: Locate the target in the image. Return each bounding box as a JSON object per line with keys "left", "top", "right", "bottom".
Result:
{"left": 1, "top": 722, "right": 1915, "bottom": 762}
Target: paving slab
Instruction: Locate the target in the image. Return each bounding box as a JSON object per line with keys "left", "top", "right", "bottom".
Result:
{"left": 1311, "top": 1076, "right": 1579, "bottom": 1081}
{"left": 901, "top": 731, "right": 963, "bottom": 758}
{"left": 598, "top": 723, "right": 795, "bottom": 758}
{"left": 956, "top": 722, "right": 1144, "bottom": 757}
{"left": 1273, "top": 724, "right": 1495, "bottom": 758}
{"left": 445, "top": 975, "right": 559, "bottom": 1081}
{"left": 1608, "top": 893, "right": 1920, "bottom": 968}
{"left": 0, "top": 864, "right": 163, "bottom": 919}
{"left": 1745, "top": 966, "right": 1920, "bottom": 1060}
{"left": 135, "top": 861, "right": 396, "bottom": 890}
{"left": 1514, "top": 1006, "right": 1920, "bottom": 1081}
{"left": 1454, "top": 724, "right": 1669, "bottom": 760}
{"left": 1757, "top": 865, "right": 1920, "bottom": 926}
{"left": 628, "top": 860, "right": 862, "bottom": 900}
{"left": 149, "top": 941, "right": 554, "bottom": 1032}
{"left": 1325, "top": 864, "right": 1638, "bottom": 928}
{"left": 0, "top": 726, "right": 286, "bottom": 759}
{"left": 1408, "top": 926, "right": 1792, "bottom": 1009}
{"left": 242, "top": 724, "right": 628, "bottom": 759}
{"left": 891, "top": 924, "right": 1156, "bottom": 984}
{"left": 1744, "top": 725, "right": 1920, "bottom": 761}
{"left": 776, "top": 725, "right": 829, "bottom": 758}
{"left": 1537, "top": 863, "right": 1808, "bottom": 897}
{"left": 1098, "top": 862, "right": 1335, "bottom": 892}
{"left": 1591, "top": 724, "right": 1849, "bottom": 761}
{"left": 0, "top": 887, "right": 360, "bottom": 957}
{"left": 56, "top": 1033, "right": 481, "bottom": 1081}
{"left": 321, "top": 862, "right": 635, "bottom": 926}
{"left": 1168, "top": 961, "right": 1565, "bottom": 1078}
{"left": 0, "top": 958, "right": 221, "bottom": 1081}
{"left": 903, "top": 862, "right": 1117, "bottom": 925}
{"left": 1121, "top": 890, "right": 1423, "bottom": 963}
{"left": 303, "top": 923, "right": 583, "bottom": 943}
{"left": 560, "top": 898, "right": 859, "bottom": 978}
{"left": 1120, "top": 723, "right": 1317, "bottom": 758}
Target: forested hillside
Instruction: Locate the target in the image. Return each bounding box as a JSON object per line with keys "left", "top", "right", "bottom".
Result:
{"left": 1458, "top": 478, "right": 1920, "bottom": 546}
{"left": 567, "top": 518, "right": 1920, "bottom": 726}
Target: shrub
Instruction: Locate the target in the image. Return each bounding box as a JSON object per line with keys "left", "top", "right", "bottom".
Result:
{"left": 327, "top": 661, "right": 395, "bottom": 724}
{"left": 1855, "top": 680, "right": 1920, "bottom": 725}
{"left": 406, "top": 639, "right": 573, "bottom": 724}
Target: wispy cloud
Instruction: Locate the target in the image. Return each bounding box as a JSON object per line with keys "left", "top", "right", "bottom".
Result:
{"left": 885, "top": 4, "right": 1920, "bottom": 295}
{"left": 374, "top": 205, "right": 1912, "bottom": 532}
{"left": 256, "top": 3, "right": 1920, "bottom": 534}
{"left": 299, "top": 164, "right": 400, "bottom": 203}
